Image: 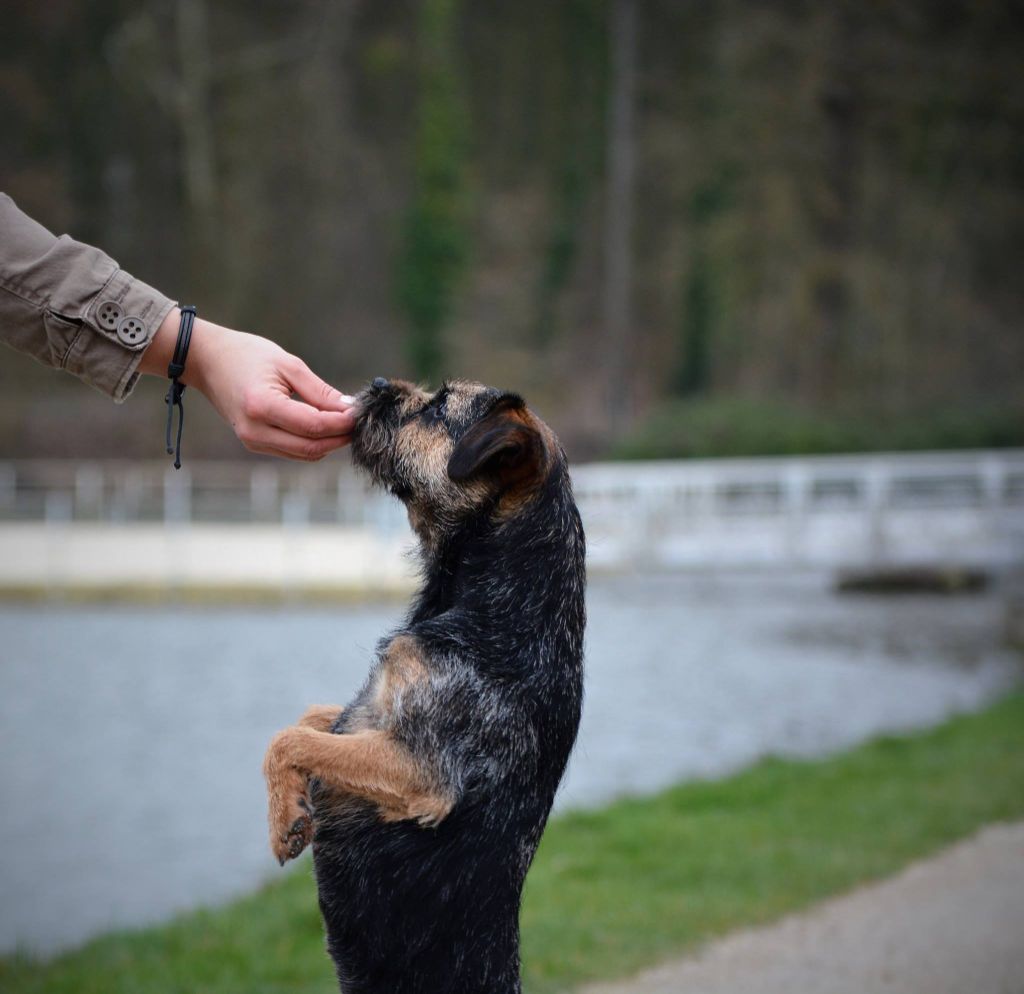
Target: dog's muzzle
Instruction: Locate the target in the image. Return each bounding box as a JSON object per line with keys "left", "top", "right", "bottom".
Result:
{"left": 350, "top": 378, "right": 406, "bottom": 479}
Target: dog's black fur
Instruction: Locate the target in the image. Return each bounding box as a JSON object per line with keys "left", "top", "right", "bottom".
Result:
{"left": 272, "top": 379, "right": 585, "bottom": 994}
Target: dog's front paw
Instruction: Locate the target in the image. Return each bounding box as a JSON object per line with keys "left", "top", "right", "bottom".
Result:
{"left": 296, "top": 704, "right": 344, "bottom": 732}
{"left": 379, "top": 791, "right": 454, "bottom": 829}
{"left": 269, "top": 781, "right": 313, "bottom": 865}
{"left": 412, "top": 793, "right": 453, "bottom": 828}
{"left": 263, "top": 730, "right": 313, "bottom": 865}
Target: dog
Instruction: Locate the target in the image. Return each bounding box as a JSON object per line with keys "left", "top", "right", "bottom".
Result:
{"left": 262, "top": 377, "right": 586, "bottom": 994}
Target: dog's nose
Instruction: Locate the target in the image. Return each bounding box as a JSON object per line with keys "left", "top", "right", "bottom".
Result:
{"left": 371, "top": 377, "right": 390, "bottom": 390}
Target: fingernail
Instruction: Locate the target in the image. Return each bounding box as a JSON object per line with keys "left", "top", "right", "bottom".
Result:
{"left": 339, "top": 394, "right": 356, "bottom": 405}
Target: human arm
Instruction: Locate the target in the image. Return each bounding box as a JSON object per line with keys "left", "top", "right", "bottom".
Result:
{"left": 0, "top": 193, "right": 355, "bottom": 459}
{"left": 139, "top": 310, "right": 355, "bottom": 460}
{"left": 0, "top": 192, "right": 175, "bottom": 401}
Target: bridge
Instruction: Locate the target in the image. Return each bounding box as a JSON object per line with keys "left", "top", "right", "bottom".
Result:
{"left": 0, "top": 449, "right": 1021, "bottom": 594}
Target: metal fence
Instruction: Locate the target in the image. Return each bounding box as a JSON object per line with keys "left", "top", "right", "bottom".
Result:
{"left": 0, "top": 461, "right": 406, "bottom": 531}
{"left": 571, "top": 450, "right": 1024, "bottom": 569}
{"left": 1, "top": 449, "right": 1022, "bottom": 571}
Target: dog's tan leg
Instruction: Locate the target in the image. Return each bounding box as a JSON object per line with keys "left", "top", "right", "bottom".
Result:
{"left": 259, "top": 708, "right": 344, "bottom": 864}
{"left": 263, "top": 756, "right": 313, "bottom": 865}
{"left": 263, "top": 727, "right": 452, "bottom": 864}
{"left": 296, "top": 704, "right": 344, "bottom": 731}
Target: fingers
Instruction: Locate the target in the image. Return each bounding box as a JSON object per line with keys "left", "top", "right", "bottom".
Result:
{"left": 257, "top": 391, "right": 356, "bottom": 440}
{"left": 285, "top": 358, "right": 355, "bottom": 413}
{"left": 238, "top": 424, "right": 351, "bottom": 462}
{"left": 230, "top": 351, "right": 358, "bottom": 461}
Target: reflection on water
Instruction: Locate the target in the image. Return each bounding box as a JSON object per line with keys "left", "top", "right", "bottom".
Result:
{"left": 0, "top": 572, "right": 1019, "bottom": 955}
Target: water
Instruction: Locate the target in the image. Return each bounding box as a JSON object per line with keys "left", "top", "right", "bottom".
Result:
{"left": 0, "top": 572, "right": 1019, "bottom": 956}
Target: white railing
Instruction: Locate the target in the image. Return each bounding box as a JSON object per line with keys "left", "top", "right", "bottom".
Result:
{"left": 0, "top": 450, "right": 1022, "bottom": 573}
{"left": 572, "top": 450, "right": 1024, "bottom": 569}
{"left": 0, "top": 460, "right": 408, "bottom": 533}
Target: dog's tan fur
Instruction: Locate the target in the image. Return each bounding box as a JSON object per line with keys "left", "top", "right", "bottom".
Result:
{"left": 263, "top": 724, "right": 453, "bottom": 863}
{"left": 264, "top": 634, "right": 449, "bottom": 862}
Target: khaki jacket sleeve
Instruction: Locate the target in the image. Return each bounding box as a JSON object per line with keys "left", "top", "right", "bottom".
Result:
{"left": 0, "top": 193, "right": 176, "bottom": 402}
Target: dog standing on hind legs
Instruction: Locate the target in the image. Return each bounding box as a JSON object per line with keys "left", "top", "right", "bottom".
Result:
{"left": 262, "top": 377, "right": 586, "bottom": 994}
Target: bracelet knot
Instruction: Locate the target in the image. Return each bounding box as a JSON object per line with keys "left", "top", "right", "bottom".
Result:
{"left": 165, "top": 305, "right": 196, "bottom": 470}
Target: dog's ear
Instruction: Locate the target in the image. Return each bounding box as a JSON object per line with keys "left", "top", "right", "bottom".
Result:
{"left": 447, "top": 395, "right": 546, "bottom": 489}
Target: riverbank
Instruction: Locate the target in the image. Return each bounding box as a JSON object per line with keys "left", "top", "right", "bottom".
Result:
{"left": 3, "top": 692, "right": 1022, "bottom": 994}
{"left": 3, "top": 574, "right": 1017, "bottom": 955}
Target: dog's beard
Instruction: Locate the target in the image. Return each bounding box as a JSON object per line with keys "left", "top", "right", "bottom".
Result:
{"left": 351, "top": 402, "right": 407, "bottom": 496}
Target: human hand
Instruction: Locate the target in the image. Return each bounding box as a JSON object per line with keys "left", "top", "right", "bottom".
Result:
{"left": 141, "top": 309, "right": 356, "bottom": 461}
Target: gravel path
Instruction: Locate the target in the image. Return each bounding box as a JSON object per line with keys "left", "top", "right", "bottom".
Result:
{"left": 583, "top": 821, "right": 1024, "bottom": 994}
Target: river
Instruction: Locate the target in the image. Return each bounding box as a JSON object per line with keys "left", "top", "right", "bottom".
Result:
{"left": 0, "top": 571, "right": 1019, "bottom": 956}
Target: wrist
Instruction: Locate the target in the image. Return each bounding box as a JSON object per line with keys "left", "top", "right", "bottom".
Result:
{"left": 138, "top": 306, "right": 181, "bottom": 378}
{"left": 139, "top": 307, "right": 227, "bottom": 395}
{"left": 179, "top": 316, "right": 218, "bottom": 395}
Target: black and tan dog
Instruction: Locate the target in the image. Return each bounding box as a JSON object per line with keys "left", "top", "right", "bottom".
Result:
{"left": 262, "top": 377, "right": 586, "bottom": 993}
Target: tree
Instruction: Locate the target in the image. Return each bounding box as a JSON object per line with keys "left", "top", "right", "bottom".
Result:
{"left": 397, "top": 0, "right": 470, "bottom": 382}
{"left": 602, "top": 0, "right": 637, "bottom": 434}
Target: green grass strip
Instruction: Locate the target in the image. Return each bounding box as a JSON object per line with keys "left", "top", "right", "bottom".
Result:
{"left": 4, "top": 692, "right": 1023, "bottom": 994}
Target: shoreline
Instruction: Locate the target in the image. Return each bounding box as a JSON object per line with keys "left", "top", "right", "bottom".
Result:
{"left": 4, "top": 694, "right": 1023, "bottom": 990}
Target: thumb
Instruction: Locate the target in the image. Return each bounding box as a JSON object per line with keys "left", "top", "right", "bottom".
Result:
{"left": 287, "top": 359, "right": 355, "bottom": 412}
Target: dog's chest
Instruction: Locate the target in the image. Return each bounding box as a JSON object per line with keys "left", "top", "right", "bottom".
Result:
{"left": 343, "top": 634, "right": 431, "bottom": 733}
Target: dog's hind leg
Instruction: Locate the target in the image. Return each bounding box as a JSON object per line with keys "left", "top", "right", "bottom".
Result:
{"left": 263, "top": 727, "right": 454, "bottom": 864}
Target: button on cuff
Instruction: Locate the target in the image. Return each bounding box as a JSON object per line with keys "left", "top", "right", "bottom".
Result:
{"left": 78, "top": 269, "right": 176, "bottom": 400}
{"left": 96, "top": 299, "right": 123, "bottom": 332}
{"left": 85, "top": 269, "right": 174, "bottom": 355}
{"left": 116, "top": 315, "right": 147, "bottom": 347}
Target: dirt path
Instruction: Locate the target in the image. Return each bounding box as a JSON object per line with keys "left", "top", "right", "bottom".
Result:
{"left": 583, "top": 822, "right": 1024, "bottom": 994}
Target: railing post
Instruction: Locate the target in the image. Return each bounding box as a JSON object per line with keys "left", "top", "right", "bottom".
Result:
{"left": 0, "top": 463, "right": 15, "bottom": 516}
{"left": 980, "top": 454, "right": 1007, "bottom": 563}
{"left": 636, "top": 480, "right": 662, "bottom": 568}
{"left": 108, "top": 469, "right": 141, "bottom": 522}
{"left": 784, "top": 463, "right": 809, "bottom": 566}
{"left": 250, "top": 465, "right": 279, "bottom": 522}
{"left": 336, "top": 471, "right": 356, "bottom": 525}
{"left": 44, "top": 490, "right": 73, "bottom": 525}
{"left": 281, "top": 491, "right": 310, "bottom": 528}
{"left": 74, "top": 464, "right": 104, "bottom": 522}
{"left": 864, "top": 460, "right": 887, "bottom": 566}
{"left": 979, "top": 454, "right": 1005, "bottom": 507}
{"left": 164, "top": 467, "right": 192, "bottom": 525}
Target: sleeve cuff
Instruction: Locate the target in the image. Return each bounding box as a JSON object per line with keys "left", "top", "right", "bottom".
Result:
{"left": 67, "top": 270, "right": 176, "bottom": 402}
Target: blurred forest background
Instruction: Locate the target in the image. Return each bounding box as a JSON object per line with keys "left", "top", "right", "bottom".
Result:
{"left": 1, "top": 0, "right": 1022, "bottom": 461}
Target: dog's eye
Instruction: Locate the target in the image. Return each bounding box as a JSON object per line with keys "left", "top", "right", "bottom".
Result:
{"left": 413, "top": 384, "right": 450, "bottom": 426}
{"left": 419, "top": 389, "right": 447, "bottom": 425}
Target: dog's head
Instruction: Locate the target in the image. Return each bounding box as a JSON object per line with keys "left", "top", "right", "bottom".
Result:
{"left": 351, "top": 377, "right": 558, "bottom": 543}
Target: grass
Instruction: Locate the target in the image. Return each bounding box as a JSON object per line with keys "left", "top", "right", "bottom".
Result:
{"left": 3, "top": 692, "right": 1024, "bottom": 994}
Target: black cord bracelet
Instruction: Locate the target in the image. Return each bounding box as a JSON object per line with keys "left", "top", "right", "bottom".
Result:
{"left": 165, "top": 305, "right": 196, "bottom": 470}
